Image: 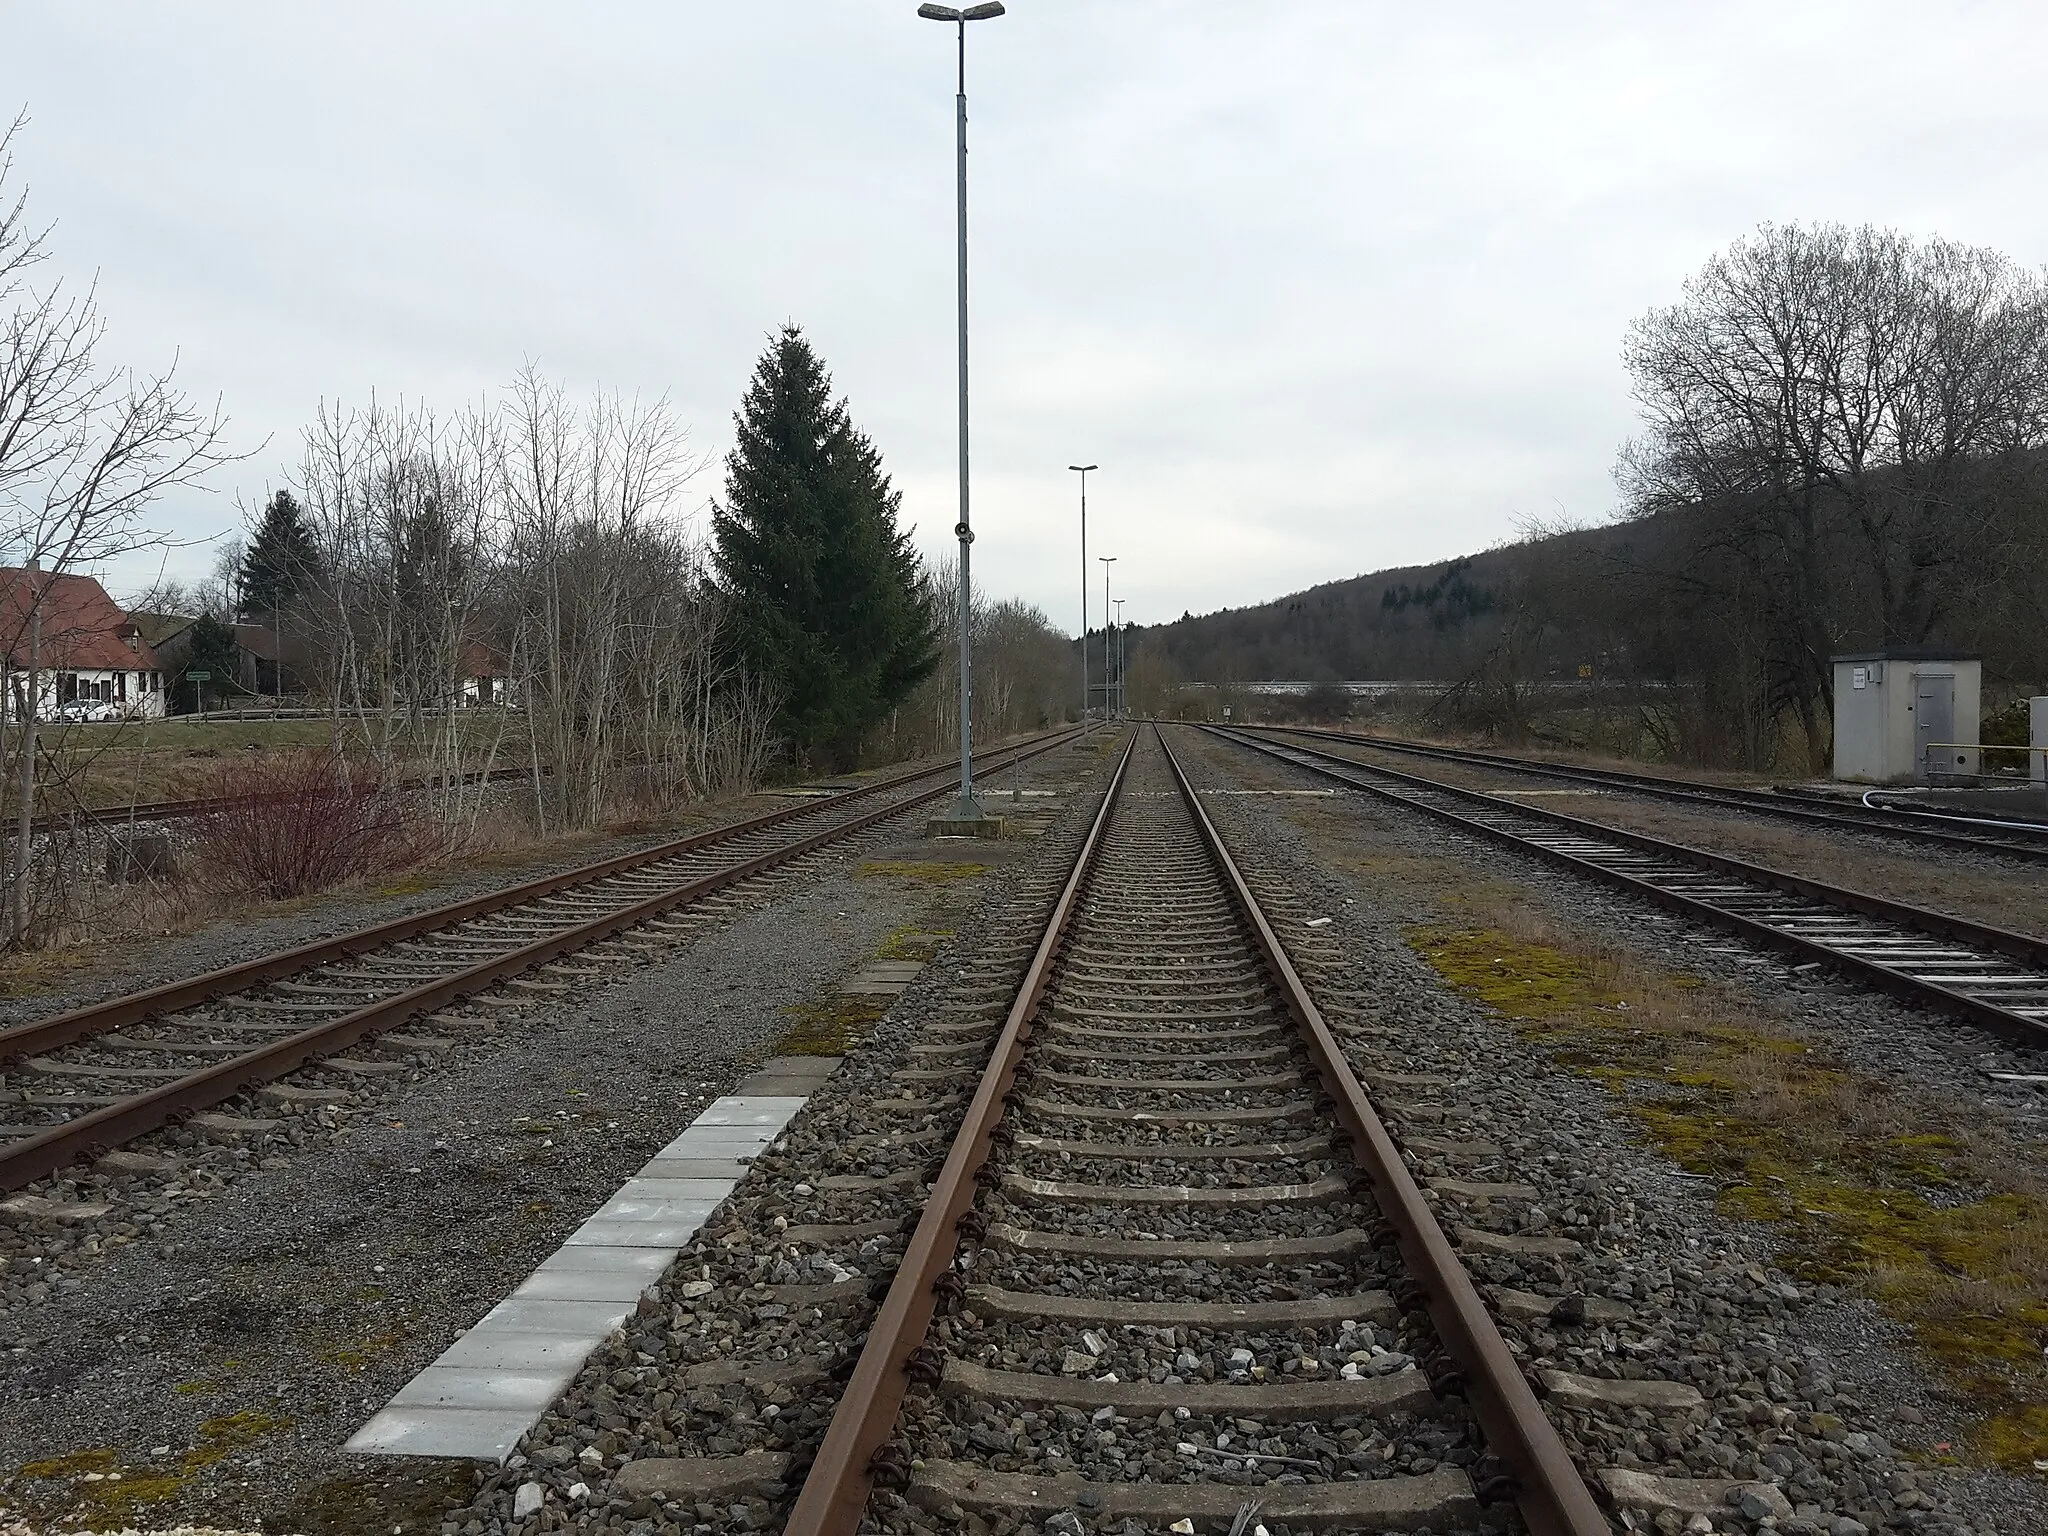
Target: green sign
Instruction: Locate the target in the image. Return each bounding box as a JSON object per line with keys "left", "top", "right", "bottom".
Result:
{"left": 186, "top": 670, "right": 212, "bottom": 682}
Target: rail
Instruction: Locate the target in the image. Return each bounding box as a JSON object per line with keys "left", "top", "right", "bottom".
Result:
{"left": 1209, "top": 725, "right": 2048, "bottom": 1047}
{"left": 0, "top": 729, "right": 1081, "bottom": 1191}
{"left": 782, "top": 724, "right": 1605, "bottom": 1536}
{"left": 1241, "top": 722, "right": 2048, "bottom": 860}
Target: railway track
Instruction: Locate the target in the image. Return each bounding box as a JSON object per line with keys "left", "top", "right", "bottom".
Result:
{"left": 1210, "top": 725, "right": 2048, "bottom": 1048}
{"left": 783, "top": 726, "right": 1606, "bottom": 1536}
{"left": 1248, "top": 724, "right": 2048, "bottom": 863}
{"left": 0, "top": 729, "right": 1081, "bottom": 1193}
{"left": 25, "top": 762, "right": 542, "bottom": 840}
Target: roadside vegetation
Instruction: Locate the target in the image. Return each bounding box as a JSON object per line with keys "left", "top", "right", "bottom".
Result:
{"left": 1405, "top": 901, "right": 2048, "bottom": 1470}
{"left": 0, "top": 112, "right": 1081, "bottom": 959}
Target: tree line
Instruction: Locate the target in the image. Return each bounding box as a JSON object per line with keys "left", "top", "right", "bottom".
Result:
{"left": 0, "top": 99, "right": 1077, "bottom": 945}
{"left": 1131, "top": 222, "right": 2048, "bottom": 770}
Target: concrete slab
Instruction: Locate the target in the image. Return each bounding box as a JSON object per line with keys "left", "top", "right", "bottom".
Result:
{"left": 658, "top": 1125, "right": 771, "bottom": 1148}
{"left": 345, "top": 1406, "right": 532, "bottom": 1460}
{"left": 436, "top": 1328, "right": 598, "bottom": 1372}
{"left": 473, "top": 1297, "right": 635, "bottom": 1334}
{"left": 529, "top": 1244, "right": 675, "bottom": 1283}
{"left": 387, "top": 1367, "right": 576, "bottom": 1412}
{"left": 602, "top": 1187, "right": 741, "bottom": 1212}
{"left": 511, "top": 1265, "right": 660, "bottom": 1303}
{"left": 691, "top": 1096, "right": 807, "bottom": 1126}
{"left": 638, "top": 1156, "right": 756, "bottom": 1180}
{"left": 352, "top": 1073, "right": 818, "bottom": 1462}
{"left": 587, "top": 1193, "right": 726, "bottom": 1224}
{"left": 567, "top": 1215, "right": 720, "bottom": 1248}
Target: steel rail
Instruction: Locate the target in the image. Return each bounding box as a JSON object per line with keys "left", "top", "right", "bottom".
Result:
{"left": 1210, "top": 725, "right": 2048, "bottom": 1046}
{"left": 0, "top": 731, "right": 1070, "bottom": 1064}
{"left": 785, "top": 726, "right": 1604, "bottom": 1536}
{"left": 1157, "top": 727, "right": 1606, "bottom": 1536}
{"left": 21, "top": 764, "right": 541, "bottom": 840}
{"left": 1249, "top": 722, "right": 2048, "bottom": 861}
{"left": 0, "top": 730, "right": 1079, "bottom": 1191}
{"left": 782, "top": 733, "right": 1138, "bottom": 1536}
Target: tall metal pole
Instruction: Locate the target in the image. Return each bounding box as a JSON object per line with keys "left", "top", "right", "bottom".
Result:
{"left": 948, "top": 16, "right": 981, "bottom": 819}
{"left": 1069, "top": 465, "right": 1095, "bottom": 727}
{"left": 1114, "top": 597, "right": 1126, "bottom": 720}
{"left": 1098, "top": 556, "right": 1115, "bottom": 722}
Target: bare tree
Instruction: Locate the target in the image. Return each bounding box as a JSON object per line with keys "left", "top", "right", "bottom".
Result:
{"left": 1619, "top": 222, "right": 2048, "bottom": 770}
{"left": 0, "top": 111, "right": 241, "bottom": 944}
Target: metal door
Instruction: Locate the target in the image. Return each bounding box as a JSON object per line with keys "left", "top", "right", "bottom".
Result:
{"left": 1914, "top": 672, "right": 1954, "bottom": 780}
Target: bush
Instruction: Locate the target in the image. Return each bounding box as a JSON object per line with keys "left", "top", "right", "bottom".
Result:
{"left": 191, "top": 751, "right": 427, "bottom": 900}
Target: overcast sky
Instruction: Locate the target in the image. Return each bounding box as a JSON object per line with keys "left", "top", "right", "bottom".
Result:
{"left": 6, "top": 2, "right": 2046, "bottom": 629}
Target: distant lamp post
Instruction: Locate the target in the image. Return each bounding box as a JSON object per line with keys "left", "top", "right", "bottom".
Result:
{"left": 1113, "top": 597, "right": 1126, "bottom": 720}
{"left": 1097, "top": 555, "right": 1116, "bottom": 722}
{"left": 919, "top": 0, "right": 1007, "bottom": 824}
{"left": 1069, "top": 464, "right": 1096, "bottom": 726}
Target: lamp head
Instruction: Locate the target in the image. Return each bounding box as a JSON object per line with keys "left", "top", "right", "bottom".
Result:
{"left": 962, "top": 2, "right": 1007, "bottom": 16}
{"left": 1069, "top": 463, "right": 1098, "bottom": 472}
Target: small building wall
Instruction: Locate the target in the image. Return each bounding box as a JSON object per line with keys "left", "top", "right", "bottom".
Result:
{"left": 1831, "top": 650, "right": 1981, "bottom": 784}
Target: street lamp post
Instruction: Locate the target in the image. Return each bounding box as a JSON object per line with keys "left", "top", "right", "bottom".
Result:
{"left": 1113, "top": 597, "right": 1126, "bottom": 720}
{"left": 1097, "top": 555, "right": 1116, "bottom": 721}
{"left": 919, "top": 0, "right": 1006, "bottom": 824}
{"left": 1068, "top": 464, "right": 1096, "bottom": 727}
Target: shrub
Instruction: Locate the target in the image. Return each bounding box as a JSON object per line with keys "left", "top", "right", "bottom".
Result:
{"left": 191, "top": 751, "right": 427, "bottom": 900}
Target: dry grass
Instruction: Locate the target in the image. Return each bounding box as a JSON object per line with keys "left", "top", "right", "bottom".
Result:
{"left": 1403, "top": 898, "right": 2048, "bottom": 1468}
{"left": 1306, "top": 738, "right": 2048, "bottom": 940}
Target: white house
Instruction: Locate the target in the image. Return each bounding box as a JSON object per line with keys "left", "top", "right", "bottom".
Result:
{"left": 1, "top": 567, "right": 169, "bottom": 722}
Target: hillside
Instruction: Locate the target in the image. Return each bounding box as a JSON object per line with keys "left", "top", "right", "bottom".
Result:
{"left": 1131, "top": 521, "right": 1628, "bottom": 685}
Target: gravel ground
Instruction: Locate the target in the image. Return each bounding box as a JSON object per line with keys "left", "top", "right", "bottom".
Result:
{"left": 0, "top": 735, "right": 1114, "bottom": 1536}
{"left": 440, "top": 735, "right": 1127, "bottom": 1536}
{"left": 1259, "top": 732, "right": 2048, "bottom": 940}
{"left": 1176, "top": 724, "right": 2048, "bottom": 1536}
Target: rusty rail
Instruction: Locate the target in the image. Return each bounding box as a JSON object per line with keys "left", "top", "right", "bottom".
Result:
{"left": 784, "top": 724, "right": 1604, "bottom": 1536}
{"left": 0, "top": 729, "right": 1080, "bottom": 1191}
{"left": 1158, "top": 727, "right": 1607, "bottom": 1536}
{"left": 782, "top": 732, "right": 1138, "bottom": 1536}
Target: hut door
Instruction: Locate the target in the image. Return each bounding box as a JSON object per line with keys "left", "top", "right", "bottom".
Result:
{"left": 1914, "top": 673, "right": 1954, "bottom": 780}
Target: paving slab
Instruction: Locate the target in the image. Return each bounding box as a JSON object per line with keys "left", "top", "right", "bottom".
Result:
{"left": 566, "top": 1214, "right": 721, "bottom": 1247}
{"left": 511, "top": 1265, "right": 660, "bottom": 1303}
{"left": 691, "top": 1095, "right": 808, "bottom": 1125}
{"left": 346, "top": 1406, "right": 532, "bottom": 1460}
{"left": 387, "top": 1367, "right": 576, "bottom": 1412}
{"left": 472, "top": 1297, "right": 635, "bottom": 1334}
{"left": 639, "top": 1157, "right": 756, "bottom": 1179}
{"left": 435, "top": 1329, "right": 600, "bottom": 1373}
{"left": 528, "top": 1244, "right": 675, "bottom": 1283}
{"left": 350, "top": 1062, "right": 836, "bottom": 1460}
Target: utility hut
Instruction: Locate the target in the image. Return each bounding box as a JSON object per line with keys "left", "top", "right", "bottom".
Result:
{"left": 1831, "top": 649, "right": 1981, "bottom": 784}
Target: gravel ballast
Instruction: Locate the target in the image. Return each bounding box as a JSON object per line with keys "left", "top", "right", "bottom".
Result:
{"left": 0, "top": 735, "right": 1116, "bottom": 1535}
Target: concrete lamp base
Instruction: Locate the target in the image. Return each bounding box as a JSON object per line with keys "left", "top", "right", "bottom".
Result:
{"left": 926, "top": 815, "right": 1005, "bottom": 840}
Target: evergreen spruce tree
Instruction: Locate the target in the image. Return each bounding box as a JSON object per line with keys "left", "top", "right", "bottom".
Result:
{"left": 239, "top": 490, "right": 321, "bottom": 616}
{"left": 714, "top": 325, "right": 938, "bottom": 768}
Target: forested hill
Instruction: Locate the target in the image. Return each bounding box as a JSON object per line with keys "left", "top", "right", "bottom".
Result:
{"left": 1134, "top": 520, "right": 1627, "bottom": 684}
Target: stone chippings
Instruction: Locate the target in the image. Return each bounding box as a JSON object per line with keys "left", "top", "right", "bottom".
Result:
{"left": 440, "top": 760, "right": 1117, "bottom": 1536}
{"left": 0, "top": 742, "right": 1097, "bottom": 1528}
{"left": 0, "top": 757, "right": 1035, "bottom": 1324}
{"left": 1176, "top": 726, "right": 2048, "bottom": 1536}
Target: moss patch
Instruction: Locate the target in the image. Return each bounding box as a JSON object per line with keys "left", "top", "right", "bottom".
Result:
{"left": 318, "top": 1331, "right": 402, "bottom": 1371}
{"left": 9, "top": 1411, "right": 294, "bottom": 1525}
{"left": 776, "top": 994, "right": 888, "bottom": 1055}
{"left": 0, "top": 944, "right": 99, "bottom": 996}
{"left": 877, "top": 925, "right": 950, "bottom": 962}
{"left": 1409, "top": 922, "right": 2048, "bottom": 1470}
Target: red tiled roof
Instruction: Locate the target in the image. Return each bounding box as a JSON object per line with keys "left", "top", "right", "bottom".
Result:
{"left": 0, "top": 569, "right": 162, "bottom": 673}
